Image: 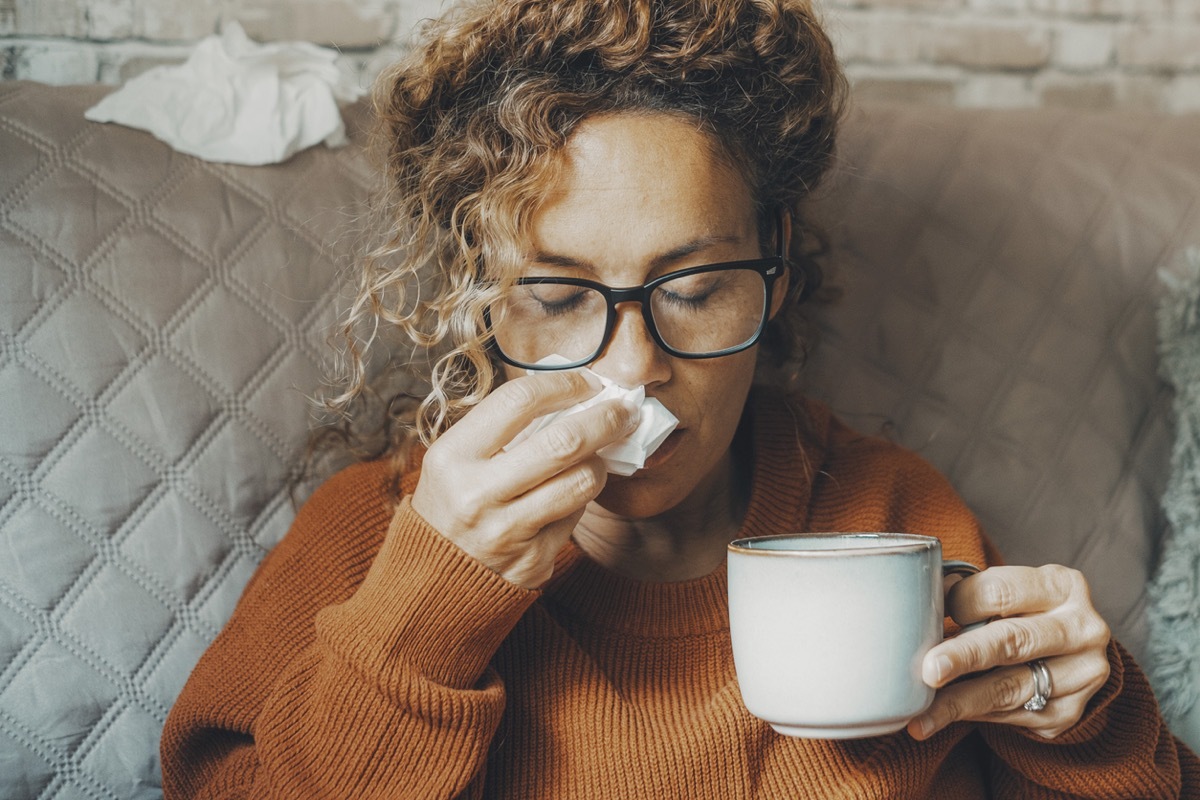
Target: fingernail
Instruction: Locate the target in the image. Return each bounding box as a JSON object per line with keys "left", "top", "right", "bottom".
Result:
{"left": 934, "top": 655, "right": 953, "bottom": 684}
{"left": 915, "top": 716, "right": 934, "bottom": 739}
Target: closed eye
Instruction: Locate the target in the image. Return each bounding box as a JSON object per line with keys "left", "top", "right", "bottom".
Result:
{"left": 525, "top": 285, "right": 593, "bottom": 317}
{"left": 655, "top": 273, "right": 725, "bottom": 310}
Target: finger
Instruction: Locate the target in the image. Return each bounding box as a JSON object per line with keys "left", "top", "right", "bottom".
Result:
{"left": 946, "top": 565, "right": 1082, "bottom": 626}
{"left": 909, "top": 654, "right": 1095, "bottom": 740}
{"left": 441, "top": 370, "right": 603, "bottom": 457}
{"left": 491, "top": 504, "right": 590, "bottom": 590}
{"left": 941, "top": 573, "right": 969, "bottom": 594}
{"left": 924, "top": 613, "right": 1076, "bottom": 686}
{"left": 977, "top": 687, "right": 1097, "bottom": 739}
{"left": 505, "top": 456, "right": 610, "bottom": 534}
{"left": 495, "top": 398, "right": 639, "bottom": 496}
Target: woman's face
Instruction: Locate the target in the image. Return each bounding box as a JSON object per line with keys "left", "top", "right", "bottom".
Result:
{"left": 504, "top": 112, "right": 780, "bottom": 519}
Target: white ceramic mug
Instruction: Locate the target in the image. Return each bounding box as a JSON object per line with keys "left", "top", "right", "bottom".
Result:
{"left": 727, "top": 533, "right": 978, "bottom": 739}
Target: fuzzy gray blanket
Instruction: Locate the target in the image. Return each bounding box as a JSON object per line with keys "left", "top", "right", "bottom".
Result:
{"left": 1149, "top": 248, "right": 1200, "bottom": 727}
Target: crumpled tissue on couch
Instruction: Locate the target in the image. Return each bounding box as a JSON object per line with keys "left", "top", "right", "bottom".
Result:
{"left": 84, "top": 21, "right": 363, "bottom": 165}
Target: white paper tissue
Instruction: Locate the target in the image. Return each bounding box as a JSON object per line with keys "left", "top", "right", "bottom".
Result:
{"left": 85, "top": 21, "right": 363, "bottom": 166}
{"left": 505, "top": 361, "right": 679, "bottom": 476}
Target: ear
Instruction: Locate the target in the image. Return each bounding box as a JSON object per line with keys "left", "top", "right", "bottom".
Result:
{"left": 767, "top": 209, "right": 792, "bottom": 320}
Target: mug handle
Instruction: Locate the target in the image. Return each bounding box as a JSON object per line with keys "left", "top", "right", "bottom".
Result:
{"left": 943, "top": 560, "right": 980, "bottom": 580}
{"left": 942, "top": 560, "right": 987, "bottom": 634}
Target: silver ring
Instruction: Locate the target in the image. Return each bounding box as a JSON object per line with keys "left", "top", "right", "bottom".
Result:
{"left": 1023, "top": 659, "right": 1052, "bottom": 712}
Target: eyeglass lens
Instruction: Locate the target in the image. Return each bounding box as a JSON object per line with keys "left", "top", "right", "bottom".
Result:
{"left": 490, "top": 267, "right": 767, "bottom": 367}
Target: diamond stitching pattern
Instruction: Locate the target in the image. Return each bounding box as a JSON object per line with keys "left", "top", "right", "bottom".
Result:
{"left": 0, "top": 82, "right": 373, "bottom": 798}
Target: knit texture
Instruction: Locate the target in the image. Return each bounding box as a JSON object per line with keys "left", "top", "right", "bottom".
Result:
{"left": 161, "top": 389, "right": 1198, "bottom": 799}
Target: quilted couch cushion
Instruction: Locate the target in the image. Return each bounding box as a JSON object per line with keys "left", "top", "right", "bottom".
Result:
{"left": 0, "top": 81, "right": 376, "bottom": 798}
{"left": 1, "top": 80, "right": 1198, "bottom": 796}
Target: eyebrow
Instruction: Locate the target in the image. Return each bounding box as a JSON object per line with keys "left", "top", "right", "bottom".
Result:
{"left": 531, "top": 232, "right": 744, "bottom": 271}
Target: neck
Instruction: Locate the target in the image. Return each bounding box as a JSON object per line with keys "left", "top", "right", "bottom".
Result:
{"left": 574, "top": 441, "right": 751, "bottom": 583}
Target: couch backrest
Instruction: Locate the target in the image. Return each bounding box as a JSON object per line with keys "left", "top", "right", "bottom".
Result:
{"left": 2, "top": 81, "right": 1198, "bottom": 797}
{"left": 805, "top": 102, "right": 1200, "bottom": 667}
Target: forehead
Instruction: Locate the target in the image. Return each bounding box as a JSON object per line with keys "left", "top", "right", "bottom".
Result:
{"left": 559, "top": 112, "right": 743, "bottom": 192}
{"left": 530, "top": 113, "right": 756, "bottom": 252}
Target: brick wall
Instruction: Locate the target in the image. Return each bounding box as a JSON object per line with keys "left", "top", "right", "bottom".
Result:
{"left": 2, "top": 0, "right": 1199, "bottom": 113}
{"left": 827, "top": 0, "right": 1200, "bottom": 112}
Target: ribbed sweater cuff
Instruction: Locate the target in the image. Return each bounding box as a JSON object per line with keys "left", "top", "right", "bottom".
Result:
{"left": 318, "top": 497, "right": 540, "bottom": 690}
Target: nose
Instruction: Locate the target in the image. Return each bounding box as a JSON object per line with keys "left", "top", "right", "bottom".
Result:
{"left": 591, "top": 301, "right": 671, "bottom": 389}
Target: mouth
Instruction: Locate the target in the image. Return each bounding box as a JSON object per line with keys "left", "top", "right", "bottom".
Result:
{"left": 641, "top": 428, "right": 684, "bottom": 470}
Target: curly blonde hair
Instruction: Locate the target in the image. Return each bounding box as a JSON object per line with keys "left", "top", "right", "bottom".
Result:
{"left": 320, "top": 0, "right": 847, "bottom": 469}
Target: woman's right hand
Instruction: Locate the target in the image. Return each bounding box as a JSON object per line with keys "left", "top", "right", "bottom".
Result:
{"left": 410, "top": 370, "right": 640, "bottom": 589}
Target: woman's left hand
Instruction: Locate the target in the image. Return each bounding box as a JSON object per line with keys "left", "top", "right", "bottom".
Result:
{"left": 907, "top": 564, "right": 1112, "bottom": 741}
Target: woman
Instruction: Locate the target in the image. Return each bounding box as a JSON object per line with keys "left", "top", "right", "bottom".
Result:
{"left": 161, "top": 0, "right": 1198, "bottom": 797}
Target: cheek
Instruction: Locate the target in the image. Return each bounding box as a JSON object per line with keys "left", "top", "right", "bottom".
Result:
{"left": 687, "top": 353, "right": 758, "bottom": 432}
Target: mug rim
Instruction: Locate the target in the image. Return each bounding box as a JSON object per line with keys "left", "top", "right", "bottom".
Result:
{"left": 728, "top": 532, "right": 939, "bottom": 557}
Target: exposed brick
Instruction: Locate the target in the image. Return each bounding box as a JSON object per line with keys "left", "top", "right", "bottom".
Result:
{"left": 830, "top": 13, "right": 930, "bottom": 63}
{"left": 835, "top": 13, "right": 1052, "bottom": 70}
{"left": 1, "top": 0, "right": 17, "bottom": 35}
{"left": 86, "top": 0, "right": 132, "bottom": 40}
{"left": 11, "top": 40, "right": 100, "bottom": 83}
{"left": 393, "top": 0, "right": 448, "bottom": 44}
{"left": 956, "top": 74, "right": 1037, "bottom": 107}
{"left": 11, "top": 0, "right": 88, "bottom": 37}
{"left": 1053, "top": 23, "right": 1114, "bottom": 70}
{"left": 229, "top": 0, "right": 396, "bottom": 48}
{"left": 1116, "top": 24, "right": 1200, "bottom": 71}
{"left": 827, "top": 0, "right": 966, "bottom": 10}
{"left": 1112, "top": 74, "right": 1168, "bottom": 111}
{"left": 1025, "top": 0, "right": 1174, "bottom": 18}
{"left": 849, "top": 75, "right": 958, "bottom": 106}
{"left": 1035, "top": 73, "right": 1117, "bottom": 109}
{"left": 1093, "top": 0, "right": 1176, "bottom": 18}
{"left": 1021, "top": 0, "right": 1104, "bottom": 18}
{"left": 133, "top": 1, "right": 219, "bottom": 40}
{"left": 928, "top": 21, "right": 1052, "bottom": 69}
{"left": 966, "top": 0, "right": 1025, "bottom": 13}
{"left": 2, "top": 0, "right": 1197, "bottom": 116}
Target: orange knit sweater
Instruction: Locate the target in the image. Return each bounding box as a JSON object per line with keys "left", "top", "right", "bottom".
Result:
{"left": 161, "top": 389, "right": 1198, "bottom": 798}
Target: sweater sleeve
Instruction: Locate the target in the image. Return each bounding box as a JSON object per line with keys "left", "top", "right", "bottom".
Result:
{"left": 160, "top": 461, "right": 540, "bottom": 799}
{"left": 806, "top": 415, "right": 1199, "bottom": 798}
{"left": 977, "top": 637, "right": 1200, "bottom": 798}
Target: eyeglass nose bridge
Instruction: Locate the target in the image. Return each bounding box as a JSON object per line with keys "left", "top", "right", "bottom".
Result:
{"left": 596, "top": 284, "right": 663, "bottom": 356}
{"left": 604, "top": 284, "right": 655, "bottom": 305}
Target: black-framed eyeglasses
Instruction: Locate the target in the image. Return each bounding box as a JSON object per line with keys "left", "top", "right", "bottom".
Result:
{"left": 486, "top": 217, "right": 787, "bottom": 371}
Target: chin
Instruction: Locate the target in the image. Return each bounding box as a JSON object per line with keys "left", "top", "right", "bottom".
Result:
{"left": 594, "top": 469, "right": 692, "bottom": 519}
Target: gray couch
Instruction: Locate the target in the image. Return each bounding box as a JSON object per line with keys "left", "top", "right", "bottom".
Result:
{"left": 2, "top": 80, "right": 1198, "bottom": 797}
